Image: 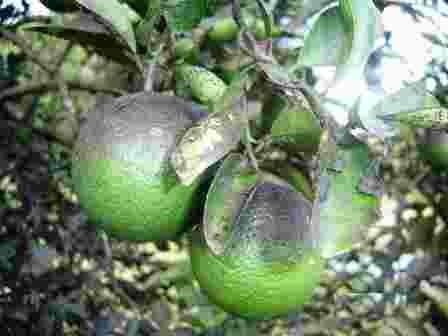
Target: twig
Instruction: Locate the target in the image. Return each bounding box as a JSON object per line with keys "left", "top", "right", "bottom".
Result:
{"left": 0, "top": 80, "right": 125, "bottom": 102}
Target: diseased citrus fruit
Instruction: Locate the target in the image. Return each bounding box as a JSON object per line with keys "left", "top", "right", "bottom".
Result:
{"left": 175, "top": 64, "right": 227, "bottom": 105}
{"left": 71, "top": 93, "right": 209, "bottom": 241}
{"left": 39, "top": 0, "right": 78, "bottom": 12}
{"left": 190, "top": 154, "right": 324, "bottom": 320}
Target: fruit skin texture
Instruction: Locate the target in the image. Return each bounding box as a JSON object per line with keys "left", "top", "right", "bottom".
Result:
{"left": 39, "top": 0, "right": 78, "bottom": 12}
{"left": 190, "top": 231, "right": 325, "bottom": 320}
{"left": 175, "top": 64, "right": 227, "bottom": 105}
{"left": 71, "top": 93, "right": 206, "bottom": 242}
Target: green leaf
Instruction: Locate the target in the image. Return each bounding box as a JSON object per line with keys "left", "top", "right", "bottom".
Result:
{"left": 313, "top": 142, "right": 380, "bottom": 257}
{"left": 75, "top": 0, "right": 137, "bottom": 53}
{"left": 370, "top": 80, "right": 429, "bottom": 134}
{"left": 0, "top": 240, "right": 17, "bottom": 272}
{"left": 47, "top": 302, "right": 86, "bottom": 323}
{"left": 333, "top": 0, "right": 381, "bottom": 86}
{"left": 22, "top": 13, "right": 140, "bottom": 69}
{"left": 378, "top": 93, "right": 448, "bottom": 130}
{"left": 299, "top": 6, "right": 349, "bottom": 67}
{"left": 163, "top": 0, "right": 219, "bottom": 32}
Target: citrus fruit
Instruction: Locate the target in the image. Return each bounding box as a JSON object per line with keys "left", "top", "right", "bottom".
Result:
{"left": 175, "top": 64, "right": 227, "bottom": 105}
{"left": 261, "top": 93, "right": 322, "bottom": 155}
{"left": 71, "top": 92, "right": 209, "bottom": 241}
{"left": 418, "top": 130, "right": 448, "bottom": 171}
{"left": 190, "top": 154, "right": 324, "bottom": 320}
{"left": 39, "top": 0, "right": 78, "bottom": 12}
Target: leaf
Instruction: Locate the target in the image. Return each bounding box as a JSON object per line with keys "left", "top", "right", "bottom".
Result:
{"left": 75, "top": 0, "right": 137, "bottom": 54}
{"left": 22, "top": 13, "right": 140, "bottom": 69}
{"left": 171, "top": 76, "right": 250, "bottom": 185}
{"left": 203, "top": 153, "right": 259, "bottom": 255}
{"left": 299, "top": 6, "right": 349, "bottom": 67}
{"left": 47, "top": 303, "right": 86, "bottom": 323}
{"left": 0, "top": 240, "right": 17, "bottom": 272}
{"left": 378, "top": 95, "right": 448, "bottom": 130}
{"left": 312, "top": 142, "right": 380, "bottom": 258}
{"left": 422, "top": 32, "right": 447, "bottom": 48}
{"left": 332, "top": 0, "right": 382, "bottom": 86}
{"left": 163, "top": 0, "right": 219, "bottom": 32}
{"left": 369, "top": 80, "right": 428, "bottom": 135}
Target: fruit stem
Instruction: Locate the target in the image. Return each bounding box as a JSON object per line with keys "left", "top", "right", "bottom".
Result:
{"left": 241, "top": 91, "right": 259, "bottom": 172}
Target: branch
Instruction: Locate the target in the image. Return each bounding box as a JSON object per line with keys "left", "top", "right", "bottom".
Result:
{"left": 0, "top": 80, "right": 126, "bottom": 102}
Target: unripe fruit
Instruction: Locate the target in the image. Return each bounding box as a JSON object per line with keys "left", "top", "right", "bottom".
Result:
{"left": 175, "top": 64, "right": 227, "bottom": 105}
{"left": 71, "top": 93, "right": 208, "bottom": 241}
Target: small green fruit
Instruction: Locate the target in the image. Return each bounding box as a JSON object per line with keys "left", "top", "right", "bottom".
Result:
{"left": 39, "top": 0, "right": 78, "bottom": 12}
{"left": 71, "top": 93, "right": 208, "bottom": 241}
{"left": 262, "top": 93, "right": 322, "bottom": 155}
{"left": 174, "top": 38, "right": 200, "bottom": 64}
{"left": 207, "top": 17, "right": 240, "bottom": 42}
{"left": 175, "top": 64, "right": 227, "bottom": 105}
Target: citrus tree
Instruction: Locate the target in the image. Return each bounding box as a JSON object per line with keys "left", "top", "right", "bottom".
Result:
{"left": 1, "top": 0, "right": 447, "bottom": 335}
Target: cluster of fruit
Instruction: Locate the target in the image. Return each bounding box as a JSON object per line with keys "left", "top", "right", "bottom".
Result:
{"left": 69, "top": 59, "right": 334, "bottom": 319}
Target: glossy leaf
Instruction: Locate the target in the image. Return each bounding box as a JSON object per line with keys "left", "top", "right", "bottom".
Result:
{"left": 75, "top": 0, "right": 137, "bottom": 53}
{"left": 22, "top": 14, "right": 140, "bottom": 69}
{"left": 299, "top": 6, "right": 349, "bottom": 67}
{"left": 370, "top": 80, "right": 428, "bottom": 135}
{"left": 333, "top": 0, "right": 381, "bottom": 86}
{"left": 378, "top": 94, "right": 448, "bottom": 130}
{"left": 163, "top": 0, "right": 219, "bottom": 32}
{"left": 312, "top": 142, "right": 380, "bottom": 258}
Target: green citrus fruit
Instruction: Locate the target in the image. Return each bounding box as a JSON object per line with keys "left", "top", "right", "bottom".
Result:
{"left": 71, "top": 93, "right": 209, "bottom": 241}
{"left": 190, "top": 154, "right": 324, "bottom": 320}
{"left": 262, "top": 93, "right": 322, "bottom": 155}
{"left": 175, "top": 64, "right": 227, "bottom": 105}
{"left": 39, "top": 0, "right": 78, "bottom": 12}
{"left": 418, "top": 130, "right": 448, "bottom": 171}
